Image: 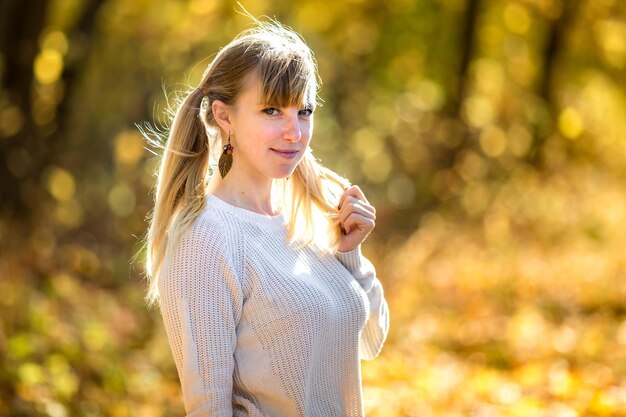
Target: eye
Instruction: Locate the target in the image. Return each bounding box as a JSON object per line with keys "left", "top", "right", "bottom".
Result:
{"left": 262, "top": 107, "right": 280, "bottom": 116}
{"left": 299, "top": 107, "right": 314, "bottom": 116}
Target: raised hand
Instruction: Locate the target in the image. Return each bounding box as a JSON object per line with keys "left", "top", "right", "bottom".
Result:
{"left": 336, "top": 185, "right": 376, "bottom": 253}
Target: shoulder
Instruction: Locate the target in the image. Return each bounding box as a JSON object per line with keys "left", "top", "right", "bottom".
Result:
{"left": 188, "top": 204, "right": 229, "bottom": 236}
{"left": 161, "top": 204, "right": 245, "bottom": 288}
{"left": 182, "top": 201, "right": 250, "bottom": 269}
{"left": 187, "top": 199, "right": 244, "bottom": 236}
{"left": 178, "top": 203, "right": 242, "bottom": 255}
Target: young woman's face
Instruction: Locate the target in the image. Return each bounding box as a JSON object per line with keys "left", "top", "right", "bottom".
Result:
{"left": 227, "top": 73, "right": 315, "bottom": 181}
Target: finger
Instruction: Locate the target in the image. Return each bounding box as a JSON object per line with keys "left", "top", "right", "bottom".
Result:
{"left": 338, "top": 185, "right": 370, "bottom": 209}
{"left": 342, "top": 212, "right": 375, "bottom": 235}
{"left": 338, "top": 186, "right": 367, "bottom": 209}
{"left": 339, "top": 195, "right": 376, "bottom": 216}
{"left": 339, "top": 199, "right": 376, "bottom": 224}
{"left": 338, "top": 197, "right": 376, "bottom": 222}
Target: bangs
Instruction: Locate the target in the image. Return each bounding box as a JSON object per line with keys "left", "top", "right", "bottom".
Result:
{"left": 255, "top": 53, "right": 318, "bottom": 108}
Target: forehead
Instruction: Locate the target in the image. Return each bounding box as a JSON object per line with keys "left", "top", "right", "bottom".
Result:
{"left": 237, "top": 72, "right": 264, "bottom": 105}
{"left": 236, "top": 70, "right": 315, "bottom": 107}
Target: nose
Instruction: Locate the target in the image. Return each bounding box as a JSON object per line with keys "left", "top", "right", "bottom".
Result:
{"left": 283, "top": 111, "right": 302, "bottom": 142}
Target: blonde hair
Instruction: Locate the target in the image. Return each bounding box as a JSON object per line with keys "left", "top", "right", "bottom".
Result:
{"left": 139, "top": 20, "right": 350, "bottom": 308}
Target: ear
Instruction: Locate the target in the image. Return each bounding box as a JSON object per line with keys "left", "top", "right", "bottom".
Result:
{"left": 211, "top": 100, "right": 233, "bottom": 133}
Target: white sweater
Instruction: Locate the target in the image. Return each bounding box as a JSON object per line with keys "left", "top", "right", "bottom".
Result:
{"left": 158, "top": 193, "right": 390, "bottom": 417}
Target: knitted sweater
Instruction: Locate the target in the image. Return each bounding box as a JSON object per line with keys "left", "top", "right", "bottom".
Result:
{"left": 158, "top": 193, "right": 390, "bottom": 417}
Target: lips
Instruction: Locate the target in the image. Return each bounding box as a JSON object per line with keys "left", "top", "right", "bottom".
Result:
{"left": 271, "top": 148, "right": 300, "bottom": 153}
{"left": 270, "top": 148, "right": 300, "bottom": 159}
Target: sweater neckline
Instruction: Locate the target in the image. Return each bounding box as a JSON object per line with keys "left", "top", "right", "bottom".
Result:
{"left": 205, "top": 193, "right": 287, "bottom": 229}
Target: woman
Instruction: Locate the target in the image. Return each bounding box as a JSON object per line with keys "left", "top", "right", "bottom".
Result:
{"left": 142, "top": 19, "right": 389, "bottom": 417}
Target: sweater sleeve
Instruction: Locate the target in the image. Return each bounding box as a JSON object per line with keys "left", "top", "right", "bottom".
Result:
{"left": 158, "top": 218, "right": 243, "bottom": 417}
{"left": 335, "top": 245, "right": 390, "bottom": 360}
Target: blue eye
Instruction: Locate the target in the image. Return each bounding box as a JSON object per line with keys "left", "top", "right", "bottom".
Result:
{"left": 299, "top": 108, "right": 314, "bottom": 116}
{"left": 262, "top": 107, "right": 279, "bottom": 115}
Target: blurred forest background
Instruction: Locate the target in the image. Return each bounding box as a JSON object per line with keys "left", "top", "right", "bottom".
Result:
{"left": 1, "top": 0, "right": 626, "bottom": 415}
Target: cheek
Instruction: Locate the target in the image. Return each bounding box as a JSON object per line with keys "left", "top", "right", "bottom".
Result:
{"left": 259, "top": 119, "right": 282, "bottom": 135}
{"left": 303, "top": 121, "right": 313, "bottom": 139}
{"left": 241, "top": 122, "right": 277, "bottom": 144}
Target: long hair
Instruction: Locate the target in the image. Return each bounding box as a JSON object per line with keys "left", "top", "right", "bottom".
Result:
{"left": 140, "top": 20, "right": 350, "bottom": 307}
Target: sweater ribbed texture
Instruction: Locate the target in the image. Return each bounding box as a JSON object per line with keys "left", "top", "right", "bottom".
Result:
{"left": 158, "top": 193, "right": 390, "bottom": 417}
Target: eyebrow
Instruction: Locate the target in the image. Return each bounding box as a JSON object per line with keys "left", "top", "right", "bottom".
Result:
{"left": 256, "top": 102, "right": 316, "bottom": 107}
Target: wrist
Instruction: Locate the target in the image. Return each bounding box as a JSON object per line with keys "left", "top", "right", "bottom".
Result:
{"left": 335, "top": 245, "right": 363, "bottom": 272}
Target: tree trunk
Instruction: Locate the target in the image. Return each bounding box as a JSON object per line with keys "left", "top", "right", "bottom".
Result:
{"left": 532, "top": 0, "right": 579, "bottom": 160}
{"left": 0, "top": 0, "right": 106, "bottom": 221}
{"left": 439, "top": 0, "right": 480, "bottom": 169}
{"left": 0, "top": 0, "right": 50, "bottom": 217}
{"left": 452, "top": 0, "right": 480, "bottom": 119}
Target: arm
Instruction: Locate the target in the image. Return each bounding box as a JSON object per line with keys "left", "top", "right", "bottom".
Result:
{"left": 335, "top": 245, "right": 390, "bottom": 360}
{"left": 158, "top": 219, "right": 243, "bottom": 416}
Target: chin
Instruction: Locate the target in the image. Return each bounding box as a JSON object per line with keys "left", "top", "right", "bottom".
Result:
{"left": 272, "top": 170, "right": 296, "bottom": 179}
{"left": 270, "top": 165, "right": 299, "bottom": 179}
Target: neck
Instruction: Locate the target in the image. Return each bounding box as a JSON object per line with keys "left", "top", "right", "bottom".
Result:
{"left": 207, "top": 168, "right": 280, "bottom": 216}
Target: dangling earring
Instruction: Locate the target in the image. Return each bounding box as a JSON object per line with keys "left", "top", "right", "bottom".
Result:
{"left": 218, "top": 131, "right": 234, "bottom": 178}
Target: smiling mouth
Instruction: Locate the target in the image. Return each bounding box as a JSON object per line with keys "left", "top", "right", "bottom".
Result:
{"left": 270, "top": 148, "right": 300, "bottom": 158}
